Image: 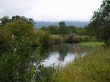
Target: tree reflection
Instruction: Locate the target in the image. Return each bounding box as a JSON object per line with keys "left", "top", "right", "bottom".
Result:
{"left": 58, "top": 44, "right": 68, "bottom": 61}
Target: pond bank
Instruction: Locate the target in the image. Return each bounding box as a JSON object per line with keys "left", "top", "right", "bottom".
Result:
{"left": 79, "top": 42, "right": 105, "bottom": 47}
{"left": 51, "top": 47, "right": 110, "bottom": 82}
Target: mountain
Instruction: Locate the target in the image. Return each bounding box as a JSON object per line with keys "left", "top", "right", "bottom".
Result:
{"left": 35, "top": 21, "right": 89, "bottom": 28}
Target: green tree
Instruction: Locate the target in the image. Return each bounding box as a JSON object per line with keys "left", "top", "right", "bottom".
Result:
{"left": 0, "top": 16, "right": 35, "bottom": 52}
{"left": 11, "top": 15, "right": 35, "bottom": 25}
{"left": 4, "top": 20, "right": 34, "bottom": 37}
{"left": 59, "top": 21, "right": 67, "bottom": 35}
{"left": 75, "top": 27, "right": 86, "bottom": 35}
{"left": 0, "top": 15, "right": 35, "bottom": 26}
{"left": 87, "top": 0, "right": 110, "bottom": 46}
{"left": 47, "top": 26, "right": 59, "bottom": 35}
{"left": 40, "top": 26, "right": 47, "bottom": 31}
{"left": 67, "top": 25, "right": 76, "bottom": 34}
{"left": 0, "top": 16, "right": 10, "bottom": 26}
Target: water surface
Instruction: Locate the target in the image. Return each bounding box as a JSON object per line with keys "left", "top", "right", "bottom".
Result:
{"left": 42, "top": 44, "right": 86, "bottom": 67}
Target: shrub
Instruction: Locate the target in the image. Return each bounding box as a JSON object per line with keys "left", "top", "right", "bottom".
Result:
{"left": 65, "top": 34, "right": 74, "bottom": 43}
{"left": 31, "top": 29, "right": 50, "bottom": 46}
{"left": 73, "top": 35, "right": 97, "bottom": 43}
{"left": 35, "top": 66, "right": 55, "bottom": 82}
{"left": 0, "top": 28, "right": 12, "bottom": 52}
{"left": 49, "top": 35, "right": 64, "bottom": 45}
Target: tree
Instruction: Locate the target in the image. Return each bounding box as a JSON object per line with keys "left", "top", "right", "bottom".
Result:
{"left": 0, "top": 21, "right": 36, "bottom": 81}
{"left": 59, "top": 21, "right": 67, "bottom": 35}
{"left": 67, "top": 25, "right": 76, "bottom": 34}
{"left": 0, "top": 16, "right": 35, "bottom": 52}
{"left": 4, "top": 20, "right": 34, "bottom": 37}
{"left": 0, "top": 15, "right": 35, "bottom": 26}
{"left": 88, "top": 0, "right": 110, "bottom": 46}
{"left": 0, "top": 16, "right": 10, "bottom": 26}
{"left": 47, "top": 26, "right": 59, "bottom": 35}
{"left": 11, "top": 15, "right": 35, "bottom": 25}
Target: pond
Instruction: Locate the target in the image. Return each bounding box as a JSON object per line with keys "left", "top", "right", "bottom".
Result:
{"left": 41, "top": 44, "right": 87, "bottom": 67}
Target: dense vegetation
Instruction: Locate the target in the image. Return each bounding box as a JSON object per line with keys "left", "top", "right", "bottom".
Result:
{"left": 86, "top": 0, "right": 110, "bottom": 46}
{"left": 41, "top": 22, "right": 96, "bottom": 44}
{"left": 0, "top": 16, "right": 54, "bottom": 82}
{"left": 0, "top": 0, "right": 110, "bottom": 81}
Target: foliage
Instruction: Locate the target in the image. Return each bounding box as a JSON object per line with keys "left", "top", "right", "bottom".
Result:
{"left": 87, "top": 0, "right": 110, "bottom": 46}
{"left": 0, "top": 27, "right": 11, "bottom": 52}
{"left": 59, "top": 22, "right": 67, "bottom": 35}
{"left": 0, "top": 15, "right": 35, "bottom": 26}
{"left": 65, "top": 34, "right": 75, "bottom": 43}
{"left": 32, "top": 29, "right": 50, "bottom": 46}
{"left": 67, "top": 25, "right": 76, "bottom": 34}
{"left": 75, "top": 27, "right": 86, "bottom": 35}
{"left": 47, "top": 26, "right": 59, "bottom": 35}
{"left": 40, "top": 22, "right": 77, "bottom": 36}
{"left": 72, "top": 35, "right": 96, "bottom": 43}
{"left": 0, "top": 36, "right": 55, "bottom": 82}
{"left": 4, "top": 20, "right": 34, "bottom": 37}
{"left": 0, "top": 16, "right": 10, "bottom": 26}
{"left": 35, "top": 66, "right": 55, "bottom": 82}
{"left": 0, "top": 37, "right": 36, "bottom": 81}
{"left": 0, "top": 16, "right": 55, "bottom": 82}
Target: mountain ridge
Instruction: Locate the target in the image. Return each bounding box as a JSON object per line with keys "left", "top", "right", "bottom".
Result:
{"left": 35, "top": 21, "right": 89, "bottom": 28}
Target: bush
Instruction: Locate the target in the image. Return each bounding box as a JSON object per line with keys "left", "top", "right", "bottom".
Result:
{"left": 0, "top": 16, "right": 56, "bottom": 82}
{"left": 73, "top": 35, "right": 97, "bottom": 43}
{"left": 35, "top": 66, "right": 55, "bottom": 82}
{"left": 49, "top": 35, "right": 64, "bottom": 45}
{"left": 31, "top": 29, "right": 50, "bottom": 46}
{"left": 73, "top": 35, "right": 83, "bottom": 43}
{"left": 65, "top": 34, "right": 74, "bottom": 43}
{"left": 0, "top": 28, "right": 12, "bottom": 52}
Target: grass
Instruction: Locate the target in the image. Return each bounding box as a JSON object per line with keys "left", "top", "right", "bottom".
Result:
{"left": 80, "top": 42, "right": 105, "bottom": 47}
{"left": 51, "top": 47, "right": 110, "bottom": 82}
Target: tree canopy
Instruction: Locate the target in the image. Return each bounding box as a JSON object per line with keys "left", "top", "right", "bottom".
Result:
{"left": 87, "top": 0, "right": 110, "bottom": 46}
{"left": 0, "top": 15, "right": 35, "bottom": 26}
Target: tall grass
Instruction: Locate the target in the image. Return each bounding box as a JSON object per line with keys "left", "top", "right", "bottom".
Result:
{"left": 49, "top": 35, "right": 64, "bottom": 45}
{"left": 51, "top": 47, "right": 110, "bottom": 82}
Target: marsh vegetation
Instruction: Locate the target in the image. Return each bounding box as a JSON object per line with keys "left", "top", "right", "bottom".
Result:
{"left": 0, "top": 0, "right": 110, "bottom": 82}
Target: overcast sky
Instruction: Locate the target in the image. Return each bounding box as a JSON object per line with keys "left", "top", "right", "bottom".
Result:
{"left": 0, "top": 0, "right": 102, "bottom": 21}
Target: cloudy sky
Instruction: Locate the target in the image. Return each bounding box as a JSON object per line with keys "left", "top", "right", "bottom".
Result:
{"left": 0, "top": 0, "right": 102, "bottom": 21}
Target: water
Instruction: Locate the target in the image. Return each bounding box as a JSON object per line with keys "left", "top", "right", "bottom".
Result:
{"left": 41, "top": 44, "right": 87, "bottom": 67}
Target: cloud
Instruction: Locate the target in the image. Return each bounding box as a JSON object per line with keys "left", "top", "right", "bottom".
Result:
{"left": 0, "top": 0, "right": 102, "bottom": 21}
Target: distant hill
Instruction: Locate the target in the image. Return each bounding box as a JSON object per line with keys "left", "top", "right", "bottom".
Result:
{"left": 35, "top": 21, "right": 89, "bottom": 28}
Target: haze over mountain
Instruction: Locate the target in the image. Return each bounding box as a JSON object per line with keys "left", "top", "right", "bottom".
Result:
{"left": 35, "top": 21, "right": 89, "bottom": 28}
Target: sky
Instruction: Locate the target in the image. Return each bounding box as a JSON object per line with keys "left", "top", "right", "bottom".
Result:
{"left": 0, "top": 0, "right": 102, "bottom": 22}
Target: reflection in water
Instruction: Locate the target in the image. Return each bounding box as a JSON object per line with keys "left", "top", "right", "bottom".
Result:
{"left": 42, "top": 44, "right": 87, "bottom": 67}
{"left": 42, "top": 52, "right": 75, "bottom": 67}
{"left": 59, "top": 45, "right": 68, "bottom": 61}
